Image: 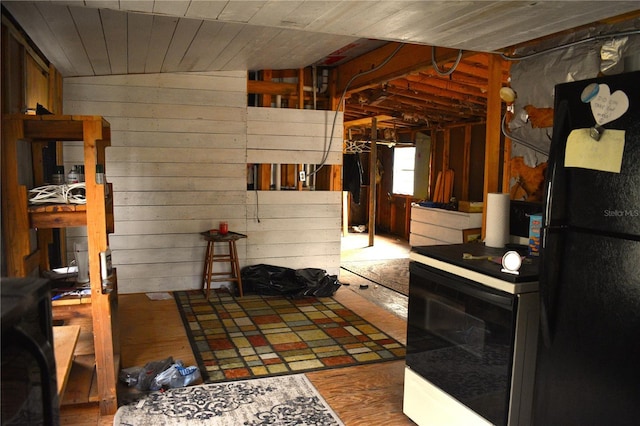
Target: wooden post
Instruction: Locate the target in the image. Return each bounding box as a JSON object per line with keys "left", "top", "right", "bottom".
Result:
{"left": 284, "top": 164, "right": 296, "bottom": 189}
{"left": 31, "top": 140, "right": 52, "bottom": 272}
{"left": 343, "top": 191, "right": 349, "bottom": 236}
{"left": 274, "top": 164, "right": 281, "bottom": 190}
{"left": 502, "top": 137, "right": 512, "bottom": 193}
{"left": 48, "top": 64, "right": 63, "bottom": 113}
{"left": 329, "top": 68, "right": 340, "bottom": 111}
{"left": 462, "top": 124, "right": 472, "bottom": 201}
{"left": 443, "top": 128, "right": 450, "bottom": 172}
{"left": 1, "top": 117, "right": 32, "bottom": 277}
{"left": 428, "top": 129, "right": 436, "bottom": 200}
{"left": 261, "top": 70, "right": 272, "bottom": 107}
{"left": 298, "top": 68, "right": 305, "bottom": 109}
{"left": 258, "top": 164, "right": 271, "bottom": 190}
{"left": 297, "top": 163, "right": 303, "bottom": 190}
{"left": 325, "top": 70, "right": 342, "bottom": 192}
{"left": 482, "top": 54, "right": 505, "bottom": 239}
{"left": 83, "top": 118, "right": 119, "bottom": 415}
{"left": 368, "top": 118, "right": 377, "bottom": 247}
{"left": 330, "top": 164, "right": 341, "bottom": 191}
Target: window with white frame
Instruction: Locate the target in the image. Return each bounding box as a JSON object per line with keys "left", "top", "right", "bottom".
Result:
{"left": 392, "top": 146, "right": 416, "bottom": 195}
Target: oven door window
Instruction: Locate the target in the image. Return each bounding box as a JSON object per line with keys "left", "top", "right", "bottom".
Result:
{"left": 407, "top": 261, "right": 517, "bottom": 426}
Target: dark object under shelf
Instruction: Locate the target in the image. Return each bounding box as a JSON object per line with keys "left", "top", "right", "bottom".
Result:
{"left": 1, "top": 277, "right": 60, "bottom": 425}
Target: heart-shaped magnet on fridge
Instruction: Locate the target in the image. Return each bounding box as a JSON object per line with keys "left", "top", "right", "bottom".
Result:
{"left": 590, "top": 83, "right": 629, "bottom": 126}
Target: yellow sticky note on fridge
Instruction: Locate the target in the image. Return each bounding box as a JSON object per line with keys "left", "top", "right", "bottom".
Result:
{"left": 564, "top": 128, "right": 625, "bottom": 173}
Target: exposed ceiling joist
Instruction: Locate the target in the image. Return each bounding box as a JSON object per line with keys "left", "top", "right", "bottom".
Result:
{"left": 334, "top": 43, "right": 468, "bottom": 95}
{"left": 344, "top": 115, "right": 394, "bottom": 128}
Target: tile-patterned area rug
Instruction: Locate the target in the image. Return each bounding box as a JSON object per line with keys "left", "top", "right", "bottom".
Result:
{"left": 174, "top": 290, "right": 405, "bottom": 383}
{"left": 114, "top": 373, "right": 344, "bottom": 425}
{"left": 341, "top": 258, "right": 409, "bottom": 296}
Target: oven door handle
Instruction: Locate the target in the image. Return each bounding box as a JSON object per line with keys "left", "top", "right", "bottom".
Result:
{"left": 410, "top": 262, "right": 514, "bottom": 309}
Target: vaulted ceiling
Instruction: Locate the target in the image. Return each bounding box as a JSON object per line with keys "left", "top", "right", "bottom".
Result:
{"left": 3, "top": 1, "right": 640, "bottom": 131}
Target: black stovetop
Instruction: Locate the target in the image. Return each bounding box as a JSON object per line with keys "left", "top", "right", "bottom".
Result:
{"left": 411, "top": 243, "right": 540, "bottom": 283}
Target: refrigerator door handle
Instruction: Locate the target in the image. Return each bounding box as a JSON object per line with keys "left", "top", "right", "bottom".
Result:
{"left": 539, "top": 98, "right": 571, "bottom": 347}
{"left": 539, "top": 225, "right": 566, "bottom": 347}
{"left": 540, "top": 225, "right": 555, "bottom": 348}
{"left": 540, "top": 225, "right": 553, "bottom": 348}
{"left": 543, "top": 99, "right": 570, "bottom": 228}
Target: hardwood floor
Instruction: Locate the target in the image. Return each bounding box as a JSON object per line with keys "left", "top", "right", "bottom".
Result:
{"left": 57, "top": 293, "right": 198, "bottom": 426}
{"left": 305, "top": 284, "right": 412, "bottom": 425}
{"left": 58, "top": 234, "right": 415, "bottom": 425}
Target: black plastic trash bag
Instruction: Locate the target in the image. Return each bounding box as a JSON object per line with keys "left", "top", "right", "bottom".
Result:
{"left": 241, "top": 264, "right": 341, "bottom": 298}
{"left": 241, "top": 264, "right": 305, "bottom": 296}
{"left": 294, "top": 268, "right": 341, "bottom": 297}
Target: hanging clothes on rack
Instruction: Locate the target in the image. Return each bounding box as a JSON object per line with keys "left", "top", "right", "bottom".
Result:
{"left": 343, "top": 153, "right": 363, "bottom": 204}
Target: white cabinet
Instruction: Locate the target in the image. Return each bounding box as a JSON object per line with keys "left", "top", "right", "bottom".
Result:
{"left": 409, "top": 205, "right": 482, "bottom": 246}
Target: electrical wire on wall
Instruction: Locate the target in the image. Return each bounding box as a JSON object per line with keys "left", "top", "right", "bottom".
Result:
{"left": 310, "top": 42, "right": 406, "bottom": 177}
{"left": 501, "top": 112, "right": 549, "bottom": 156}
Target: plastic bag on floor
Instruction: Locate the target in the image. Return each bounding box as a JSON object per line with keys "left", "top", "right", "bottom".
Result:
{"left": 295, "top": 268, "right": 341, "bottom": 297}
{"left": 135, "top": 356, "right": 174, "bottom": 391}
{"left": 119, "top": 366, "right": 143, "bottom": 387}
{"left": 242, "top": 264, "right": 341, "bottom": 298}
{"left": 241, "top": 264, "right": 305, "bottom": 296}
{"left": 150, "top": 360, "right": 200, "bottom": 390}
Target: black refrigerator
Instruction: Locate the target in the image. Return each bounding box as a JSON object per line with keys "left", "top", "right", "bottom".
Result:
{"left": 533, "top": 70, "right": 640, "bottom": 425}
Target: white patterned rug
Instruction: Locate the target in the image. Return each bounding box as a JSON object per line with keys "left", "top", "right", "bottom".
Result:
{"left": 113, "top": 373, "right": 344, "bottom": 426}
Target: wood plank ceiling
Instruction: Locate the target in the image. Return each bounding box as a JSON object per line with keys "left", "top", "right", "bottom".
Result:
{"left": 3, "top": 1, "right": 640, "bottom": 133}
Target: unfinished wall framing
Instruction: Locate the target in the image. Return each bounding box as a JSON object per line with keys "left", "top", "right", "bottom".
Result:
{"left": 429, "top": 123, "right": 487, "bottom": 204}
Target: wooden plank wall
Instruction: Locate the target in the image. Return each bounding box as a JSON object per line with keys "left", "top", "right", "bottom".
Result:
{"left": 246, "top": 107, "right": 343, "bottom": 275}
{"left": 63, "top": 72, "right": 246, "bottom": 294}
{"left": 62, "top": 72, "right": 342, "bottom": 293}
{"left": 247, "top": 108, "right": 342, "bottom": 165}
{"left": 245, "top": 191, "right": 341, "bottom": 272}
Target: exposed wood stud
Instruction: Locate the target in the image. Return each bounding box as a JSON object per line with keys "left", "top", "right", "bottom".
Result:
{"left": 368, "top": 117, "right": 377, "bottom": 247}
{"left": 261, "top": 69, "right": 272, "bottom": 107}
{"left": 298, "top": 68, "right": 304, "bottom": 109}
{"left": 442, "top": 129, "right": 450, "bottom": 173}
{"left": 502, "top": 135, "right": 512, "bottom": 194}
{"left": 481, "top": 54, "right": 505, "bottom": 239}
{"left": 462, "top": 124, "right": 472, "bottom": 201}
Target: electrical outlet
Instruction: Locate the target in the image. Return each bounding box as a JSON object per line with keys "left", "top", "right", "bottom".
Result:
{"left": 299, "top": 170, "right": 306, "bottom": 182}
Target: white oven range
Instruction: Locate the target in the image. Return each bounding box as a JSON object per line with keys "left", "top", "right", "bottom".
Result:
{"left": 404, "top": 245, "right": 539, "bottom": 426}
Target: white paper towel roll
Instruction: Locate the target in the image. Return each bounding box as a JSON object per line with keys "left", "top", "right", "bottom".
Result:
{"left": 485, "top": 193, "right": 510, "bottom": 248}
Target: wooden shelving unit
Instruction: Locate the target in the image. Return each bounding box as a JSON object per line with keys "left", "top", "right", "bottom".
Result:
{"left": 1, "top": 114, "right": 120, "bottom": 415}
{"left": 53, "top": 325, "right": 81, "bottom": 397}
